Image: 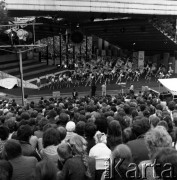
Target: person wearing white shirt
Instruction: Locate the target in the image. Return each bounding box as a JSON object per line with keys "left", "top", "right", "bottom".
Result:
{"left": 89, "top": 131, "right": 111, "bottom": 159}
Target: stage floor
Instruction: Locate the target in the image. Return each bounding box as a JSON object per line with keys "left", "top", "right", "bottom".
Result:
{"left": 0, "top": 78, "right": 164, "bottom": 100}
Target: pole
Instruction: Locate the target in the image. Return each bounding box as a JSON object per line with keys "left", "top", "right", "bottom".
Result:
{"left": 60, "top": 34, "right": 62, "bottom": 67}
{"left": 33, "top": 23, "right": 36, "bottom": 44}
{"left": 80, "top": 44, "right": 82, "bottom": 61}
{"left": 86, "top": 35, "right": 88, "bottom": 61}
{"left": 66, "top": 43, "right": 68, "bottom": 67}
{"left": 19, "top": 50, "right": 25, "bottom": 106}
{"left": 53, "top": 36, "right": 55, "bottom": 65}
{"left": 73, "top": 45, "right": 75, "bottom": 65}
{"left": 46, "top": 45, "right": 49, "bottom": 65}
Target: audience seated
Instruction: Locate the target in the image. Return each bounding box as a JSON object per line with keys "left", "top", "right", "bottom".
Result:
{"left": 0, "top": 160, "right": 13, "bottom": 180}
{"left": 58, "top": 134, "right": 96, "bottom": 180}
{"left": 40, "top": 127, "right": 60, "bottom": 166}
{"left": 0, "top": 87, "right": 177, "bottom": 179}
{"left": 3, "top": 139, "right": 37, "bottom": 180}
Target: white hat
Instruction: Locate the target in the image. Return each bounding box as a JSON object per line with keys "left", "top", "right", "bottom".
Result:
{"left": 3, "top": 108, "right": 9, "bottom": 114}
{"left": 66, "top": 121, "right": 76, "bottom": 132}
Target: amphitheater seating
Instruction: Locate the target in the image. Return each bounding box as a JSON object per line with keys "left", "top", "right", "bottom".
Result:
{"left": 0, "top": 54, "right": 58, "bottom": 81}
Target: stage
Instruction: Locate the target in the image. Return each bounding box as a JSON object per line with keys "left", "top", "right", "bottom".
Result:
{"left": 0, "top": 78, "right": 164, "bottom": 104}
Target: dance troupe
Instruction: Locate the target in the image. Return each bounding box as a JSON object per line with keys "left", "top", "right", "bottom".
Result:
{"left": 36, "top": 57, "right": 174, "bottom": 90}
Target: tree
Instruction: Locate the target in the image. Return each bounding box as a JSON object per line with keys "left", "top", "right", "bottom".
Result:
{"left": 0, "top": 1, "right": 8, "bottom": 25}
{"left": 150, "top": 16, "right": 176, "bottom": 39}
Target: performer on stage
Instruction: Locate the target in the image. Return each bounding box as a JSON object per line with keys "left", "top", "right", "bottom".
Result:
{"left": 101, "top": 82, "right": 106, "bottom": 96}
{"left": 129, "top": 84, "right": 134, "bottom": 94}
{"left": 72, "top": 88, "right": 78, "bottom": 99}
{"left": 91, "top": 80, "right": 97, "bottom": 97}
{"left": 116, "top": 70, "right": 124, "bottom": 84}
{"left": 45, "top": 75, "right": 49, "bottom": 88}
{"left": 36, "top": 77, "right": 41, "bottom": 90}
{"left": 133, "top": 69, "right": 140, "bottom": 81}
{"left": 50, "top": 74, "right": 55, "bottom": 90}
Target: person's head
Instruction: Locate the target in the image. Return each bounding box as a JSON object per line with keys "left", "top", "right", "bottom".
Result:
{"left": 94, "top": 131, "right": 107, "bottom": 144}
{"left": 163, "top": 115, "right": 173, "bottom": 133}
{"left": 21, "top": 112, "right": 30, "bottom": 120}
{"left": 17, "top": 125, "right": 32, "bottom": 142}
{"left": 3, "top": 139, "right": 22, "bottom": 160}
{"left": 145, "top": 126, "right": 172, "bottom": 159}
{"left": 149, "top": 116, "right": 160, "bottom": 129}
{"left": 48, "top": 110, "right": 57, "bottom": 119}
{"left": 85, "top": 122, "right": 97, "bottom": 139}
{"left": 4, "top": 118, "right": 16, "bottom": 133}
{"left": 75, "top": 121, "right": 86, "bottom": 137}
{"left": 69, "top": 134, "right": 91, "bottom": 179}
{"left": 123, "top": 127, "right": 135, "bottom": 143}
{"left": 66, "top": 121, "right": 76, "bottom": 132}
{"left": 111, "top": 144, "right": 132, "bottom": 176}
{"left": 35, "top": 160, "right": 57, "bottom": 180}
{"left": 168, "top": 101, "right": 175, "bottom": 111}
{"left": 132, "top": 117, "right": 150, "bottom": 138}
{"left": 0, "top": 160, "right": 13, "bottom": 180}
{"left": 43, "top": 128, "right": 61, "bottom": 148}
{"left": 0, "top": 126, "right": 9, "bottom": 141}
{"left": 69, "top": 134, "right": 87, "bottom": 155}
{"left": 107, "top": 120, "right": 122, "bottom": 137}
{"left": 58, "top": 113, "right": 69, "bottom": 126}
{"left": 57, "top": 142, "right": 72, "bottom": 161}
{"left": 153, "top": 148, "right": 177, "bottom": 180}
{"left": 157, "top": 120, "right": 169, "bottom": 131}
{"left": 38, "top": 118, "right": 48, "bottom": 131}
{"left": 94, "top": 115, "right": 107, "bottom": 134}
{"left": 57, "top": 126, "right": 67, "bottom": 141}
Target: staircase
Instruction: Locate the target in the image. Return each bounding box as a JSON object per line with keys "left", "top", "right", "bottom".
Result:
{"left": 0, "top": 54, "right": 58, "bottom": 81}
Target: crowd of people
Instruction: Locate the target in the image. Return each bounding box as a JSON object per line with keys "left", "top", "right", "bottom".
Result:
{"left": 36, "top": 56, "right": 174, "bottom": 90}
{"left": 0, "top": 86, "right": 177, "bottom": 180}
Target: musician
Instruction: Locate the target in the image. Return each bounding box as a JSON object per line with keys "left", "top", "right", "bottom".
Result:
{"left": 133, "top": 70, "right": 140, "bottom": 81}
{"left": 67, "top": 76, "right": 72, "bottom": 88}
{"left": 159, "top": 72, "right": 165, "bottom": 79}
{"left": 116, "top": 70, "right": 124, "bottom": 84}
{"left": 50, "top": 74, "right": 55, "bottom": 90}
{"left": 45, "top": 75, "right": 49, "bottom": 88}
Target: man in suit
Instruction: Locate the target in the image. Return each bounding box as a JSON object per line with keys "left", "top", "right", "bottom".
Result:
{"left": 72, "top": 89, "right": 78, "bottom": 99}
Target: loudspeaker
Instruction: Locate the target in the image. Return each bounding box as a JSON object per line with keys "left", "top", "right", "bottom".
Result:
{"left": 70, "top": 31, "right": 84, "bottom": 44}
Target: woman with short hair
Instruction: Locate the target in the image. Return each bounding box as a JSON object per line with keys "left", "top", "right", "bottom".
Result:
{"left": 40, "top": 127, "right": 61, "bottom": 166}
{"left": 138, "top": 126, "right": 172, "bottom": 180}
{"left": 58, "top": 134, "right": 95, "bottom": 180}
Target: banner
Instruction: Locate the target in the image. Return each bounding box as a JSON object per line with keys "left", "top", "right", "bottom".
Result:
{"left": 138, "top": 51, "right": 144, "bottom": 70}
{"left": 158, "top": 78, "right": 177, "bottom": 95}
{"left": 0, "top": 71, "right": 38, "bottom": 89}
{"left": 0, "top": 78, "right": 17, "bottom": 89}
{"left": 53, "top": 91, "right": 60, "bottom": 98}
{"left": 132, "top": 52, "right": 138, "bottom": 70}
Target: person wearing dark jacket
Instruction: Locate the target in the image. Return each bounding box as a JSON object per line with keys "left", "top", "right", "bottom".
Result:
{"left": 58, "top": 134, "right": 95, "bottom": 180}
{"left": 91, "top": 80, "right": 97, "bottom": 97}
{"left": 72, "top": 89, "right": 78, "bottom": 99}
{"left": 16, "top": 125, "right": 41, "bottom": 161}
{"left": 126, "top": 117, "right": 150, "bottom": 165}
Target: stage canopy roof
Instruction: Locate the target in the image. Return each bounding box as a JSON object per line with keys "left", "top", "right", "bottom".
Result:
{"left": 158, "top": 78, "right": 177, "bottom": 95}
{"left": 3, "top": 0, "right": 177, "bottom": 52}
{"left": 23, "top": 18, "right": 177, "bottom": 52}
{"left": 6, "top": 0, "right": 177, "bottom": 17}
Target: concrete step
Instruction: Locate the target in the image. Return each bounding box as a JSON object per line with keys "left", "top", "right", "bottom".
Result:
{"left": 0, "top": 60, "right": 37, "bottom": 69}
{"left": 15, "top": 66, "right": 58, "bottom": 79}
{"left": 4, "top": 63, "right": 46, "bottom": 74}
{"left": 24, "top": 68, "right": 61, "bottom": 81}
